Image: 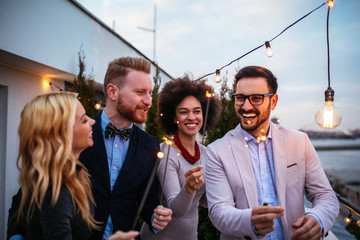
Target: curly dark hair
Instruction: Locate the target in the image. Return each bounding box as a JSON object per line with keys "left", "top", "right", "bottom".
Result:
{"left": 157, "top": 75, "right": 221, "bottom": 135}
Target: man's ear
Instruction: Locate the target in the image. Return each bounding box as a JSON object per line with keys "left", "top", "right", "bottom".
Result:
{"left": 107, "top": 83, "right": 117, "bottom": 101}
{"left": 271, "top": 93, "right": 278, "bottom": 110}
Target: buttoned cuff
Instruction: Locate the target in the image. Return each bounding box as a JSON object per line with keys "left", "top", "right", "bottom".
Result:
{"left": 151, "top": 214, "right": 159, "bottom": 234}
{"left": 305, "top": 212, "right": 324, "bottom": 235}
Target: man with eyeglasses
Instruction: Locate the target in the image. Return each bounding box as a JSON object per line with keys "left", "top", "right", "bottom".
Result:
{"left": 205, "top": 66, "right": 339, "bottom": 240}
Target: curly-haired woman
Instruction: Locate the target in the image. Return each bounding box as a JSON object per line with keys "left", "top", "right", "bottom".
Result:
{"left": 141, "top": 76, "right": 221, "bottom": 239}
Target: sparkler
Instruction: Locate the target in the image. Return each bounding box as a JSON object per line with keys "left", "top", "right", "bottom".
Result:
{"left": 159, "top": 135, "right": 173, "bottom": 204}
{"left": 131, "top": 150, "right": 164, "bottom": 230}
{"left": 201, "top": 91, "right": 215, "bottom": 144}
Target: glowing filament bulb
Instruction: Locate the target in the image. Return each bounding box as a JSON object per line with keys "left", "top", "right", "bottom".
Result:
{"left": 206, "top": 91, "right": 212, "bottom": 98}
{"left": 327, "top": 0, "right": 334, "bottom": 8}
{"left": 344, "top": 214, "right": 352, "bottom": 224}
{"left": 323, "top": 105, "right": 334, "bottom": 128}
{"left": 315, "top": 101, "right": 341, "bottom": 129}
{"left": 246, "top": 120, "right": 252, "bottom": 125}
{"left": 315, "top": 88, "right": 342, "bottom": 129}
{"left": 265, "top": 41, "right": 274, "bottom": 58}
{"left": 215, "top": 69, "right": 221, "bottom": 83}
{"left": 160, "top": 113, "right": 163, "bottom": 117}
{"left": 260, "top": 136, "right": 266, "bottom": 141}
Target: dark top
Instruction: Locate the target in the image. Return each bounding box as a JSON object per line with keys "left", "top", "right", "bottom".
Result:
{"left": 8, "top": 186, "right": 94, "bottom": 240}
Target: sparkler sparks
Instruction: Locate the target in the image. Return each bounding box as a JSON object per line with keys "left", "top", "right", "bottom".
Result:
{"left": 162, "top": 135, "right": 173, "bottom": 145}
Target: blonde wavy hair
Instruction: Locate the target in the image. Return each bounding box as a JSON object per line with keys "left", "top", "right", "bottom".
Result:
{"left": 16, "top": 92, "right": 98, "bottom": 229}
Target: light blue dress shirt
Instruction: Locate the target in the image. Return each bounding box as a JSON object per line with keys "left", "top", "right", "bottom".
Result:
{"left": 242, "top": 126, "right": 285, "bottom": 240}
{"left": 101, "top": 110, "right": 132, "bottom": 240}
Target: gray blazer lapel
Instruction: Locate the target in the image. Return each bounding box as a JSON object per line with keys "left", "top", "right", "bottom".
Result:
{"left": 271, "top": 123, "right": 288, "bottom": 231}
{"left": 229, "top": 125, "right": 258, "bottom": 208}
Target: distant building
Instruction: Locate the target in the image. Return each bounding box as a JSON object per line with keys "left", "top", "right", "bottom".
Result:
{"left": 0, "top": 0, "right": 173, "bottom": 237}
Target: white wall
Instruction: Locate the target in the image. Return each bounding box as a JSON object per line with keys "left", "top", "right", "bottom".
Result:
{"left": 0, "top": 63, "right": 66, "bottom": 238}
{"left": 0, "top": 0, "right": 172, "bottom": 85}
{"left": 0, "top": 0, "right": 172, "bottom": 238}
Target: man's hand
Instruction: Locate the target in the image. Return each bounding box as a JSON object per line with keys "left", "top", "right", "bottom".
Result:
{"left": 108, "top": 231, "right": 139, "bottom": 240}
{"left": 291, "top": 215, "right": 322, "bottom": 240}
{"left": 152, "top": 205, "right": 173, "bottom": 231}
{"left": 251, "top": 205, "right": 284, "bottom": 236}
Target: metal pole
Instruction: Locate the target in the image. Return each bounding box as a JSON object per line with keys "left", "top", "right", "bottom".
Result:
{"left": 153, "top": 4, "right": 157, "bottom": 62}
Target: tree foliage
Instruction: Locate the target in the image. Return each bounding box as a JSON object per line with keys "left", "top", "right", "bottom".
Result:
{"left": 205, "top": 75, "right": 238, "bottom": 145}
{"left": 145, "top": 67, "right": 163, "bottom": 142}
{"left": 71, "top": 49, "right": 100, "bottom": 116}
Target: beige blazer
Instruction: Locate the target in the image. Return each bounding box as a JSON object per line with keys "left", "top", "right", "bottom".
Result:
{"left": 205, "top": 123, "right": 339, "bottom": 240}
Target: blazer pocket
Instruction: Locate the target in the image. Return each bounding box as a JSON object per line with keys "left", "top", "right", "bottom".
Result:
{"left": 287, "top": 163, "right": 297, "bottom": 168}
{"left": 286, "top": 160, "right": 304, "bottom": 175}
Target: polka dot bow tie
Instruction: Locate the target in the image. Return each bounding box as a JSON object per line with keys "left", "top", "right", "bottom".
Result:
{"left": 105, "top": 122, "right": 133, "bottom": 141}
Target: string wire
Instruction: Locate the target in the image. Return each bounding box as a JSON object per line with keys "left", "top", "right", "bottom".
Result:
{"left": 195, "top": 2, "right": 327, "bottom": 81}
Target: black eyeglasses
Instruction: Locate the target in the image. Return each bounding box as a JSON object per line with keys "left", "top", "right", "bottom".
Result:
{"left": 232, "top": 93, "right": 274, "bottom": 106}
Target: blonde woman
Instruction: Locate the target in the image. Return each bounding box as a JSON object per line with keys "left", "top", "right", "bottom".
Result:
{"left": 7, "top": 92, "right": 138, "bottom": 240}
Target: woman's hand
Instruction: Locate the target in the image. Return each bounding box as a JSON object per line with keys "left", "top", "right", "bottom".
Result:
{"left": 108, "top": 231, "right": 139, "bottom": 240}
{"left": 184, "top": 165, "right": 204, "bottom": 195}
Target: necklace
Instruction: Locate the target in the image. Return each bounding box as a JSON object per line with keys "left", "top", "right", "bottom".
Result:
{"left": 173, "top": 133, "right": 200, "bottom": 164}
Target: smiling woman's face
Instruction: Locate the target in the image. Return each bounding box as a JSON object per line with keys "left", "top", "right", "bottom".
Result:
{"left": 72, "top": 101, "right": 95, "bottom": 157}
{"left": 175, "top": 95, "right": 203, "bottom": 138}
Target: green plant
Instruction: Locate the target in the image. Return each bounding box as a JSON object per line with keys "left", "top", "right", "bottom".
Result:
{"left": 71, "top": 48, "right": 100, "bottom": 116}
{"left": 145, "top": 67, "right": 163, "bottom": 142}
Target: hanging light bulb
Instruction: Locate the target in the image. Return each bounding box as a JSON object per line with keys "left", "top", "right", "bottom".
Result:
{"left": 265, "top": 41, "right": 274, "bottom": 58}
{"left": 315, "top": 3, "right": 342, "bottom": 129}
{"left": 315, "top": 87, "right": 342, "bottom": 129}
{"left": 344, "top": 212, "right": 352, "bottom": 224}
{"left": 327, "top": 0, "right": 335, "bottom": 8}
{"left": 214, "top": 69, "right": 221, "bottom": 83}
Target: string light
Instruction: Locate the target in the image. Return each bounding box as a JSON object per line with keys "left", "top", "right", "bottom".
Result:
{"left": 265, "top": 41, "right": 274, "bottom": 57}
{"left": 357, "top": 219, "right": 360, "bottom": 227}
{"left": 315, "top": 1, "right": 342, "bottom": 129}
{"left": 344, "top": 212, "right": 352, "bottom": 224}
{"left": 214, "top": 69, "right": 221, "bottom": 83}
{"left": 195, "top": 2, "right": 326, "bottom": 81}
